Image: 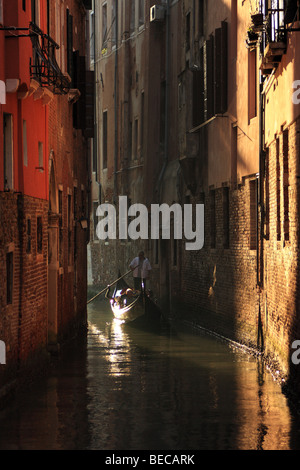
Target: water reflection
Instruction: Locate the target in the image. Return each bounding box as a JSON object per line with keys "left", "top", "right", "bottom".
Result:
{"left": 89, "top": 318, "right": 132, "bottom": 378}
{"left": 0, "top": 298, "right": 298, "bottom": 450}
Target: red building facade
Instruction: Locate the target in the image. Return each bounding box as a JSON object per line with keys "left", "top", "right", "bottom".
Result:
{"left": 0, "top": 0, "right": 92, "bottom": 389}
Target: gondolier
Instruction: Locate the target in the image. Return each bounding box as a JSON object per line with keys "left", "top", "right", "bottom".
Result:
{"left": 130, "top": 251, "right": 151, "bottom": 291}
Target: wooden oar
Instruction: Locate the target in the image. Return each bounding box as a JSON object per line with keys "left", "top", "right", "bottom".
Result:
{"left": 87, "top": 266, "right": 139, "bottom": 305}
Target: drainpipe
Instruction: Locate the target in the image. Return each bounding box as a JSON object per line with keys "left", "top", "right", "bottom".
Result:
{"left": 113, "top": 0, "right": 119, "bottom": 205}
{"left": 157, "top": 0, "right": 170, "bottom": 203}
{"left": 257, "top": 74, "right": 265, "bottom": 288}
{"left": 93, "top": 0, "right": 101, "bottom": 203}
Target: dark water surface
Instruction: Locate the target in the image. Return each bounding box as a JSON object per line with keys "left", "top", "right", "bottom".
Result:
{"left": 0, "top": 298, "right": 300, "bottom": 450}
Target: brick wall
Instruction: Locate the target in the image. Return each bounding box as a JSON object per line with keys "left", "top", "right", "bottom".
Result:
{"left": 171, "top": 182, "right": 259, "bottom": 348}
{"left": 166, "top": 117, "right": 300, "bottom": 390}
{"left": 47, "top": 0, "right": 89, "bottom": 341}
{"left": 263, "top": 118, "right": 300, "bottom": 383}
{"left": 0, "top": 192, "right": 48, "bottom": 387}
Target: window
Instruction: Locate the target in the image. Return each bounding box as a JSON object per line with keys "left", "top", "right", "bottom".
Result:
{"left": 55, "top": 2, "right": 65, "bottom": 70}
{"left": 6, "top": 252, "right": 13, "bottom": 305}
{"left": 198, "top": 0, "right": 204, "bottom": 37}
{"left": 37, "top": 216, "right": 43, "bottom": 253}
{"left": 265, "top": 148, "right": 270, "bottom": 240}
{"left": 74, "top": 186, "right": 78, "bottom": 221}
{"left": 26, "top": 218, "right": 32, "bottom": 253}
{"left": 276, "top": 137, "right": 281, "bottom": 241}
{"left": 31, "top": 0, "right": 39, "bottom": 25}
{"left": 67, "top": 9, "right": 73, "bottom": 84}
{"left": 186, "top": 12, "right": 191, "bottom": 51}
{"left": 214, "top": 21, "right": 228, "bottom": 115}
{"left": 38, "top": 141, "right": 43, "bottom": 170}
{"left": 112, "top": 0, "right": 116, "bottom": 47}
{"left": 3, "top": 113, "right": 13, "bottom": 191}
{"left": 68, "top": 193, "right": 72, "bottom": 229}
{"left": 103, "top": 111, "right": 108, "bottom": 169}
{"left": 210, "top": 190, "right": 216, "bottom": 249}
{"left": 59, "top": 189, "right": 63, "bottom": 266}
{"left": 223, "top": 187, "right": 230, "bottom": 249}
{"left": 249, "top": 180, "right": 257, "bottom": 250}
{"left": 68, "top": 194, "right": 72, "bottom": 263}
{"left": 81, "top": 188, "right": 85, "bottom": 217}
{"left": 248, "top": 49, "right": 257, "bottom": 121}
{"left": 270, "top": 0, "right": 285, "bottom": 42}
{"left": 47, "top": 0, "right": 49, "bottom": 35}
{"left": 23, "top": 121, "right": 28, "bottom": 167}
{"left": 130, "top": 0, "right": 135, "bottom": 34}
{"left": 192, "top": 69, "right": 204, "bottom": 128}
{"left": 90, "top": 11, "right": 95, "bottom": 63}
{"left": 283, "top": 129, "right": 289, "bottom": 241}
{"left": 197, "top": 21, "right": 228, "bottom": 125}
{"left": 0, "top": 0, "right": 3, "bottom": 24}
{"left": 204, "top": 37, "right": 214, "bottom": 120}
{"left": 102, "top": 3, "right": 108, "bottom": 50}
{"left": 139, "top": 0, "right": 145, "bottom": 26}
{"left": 285, "top": 0, "right": 300, "bottom": 24}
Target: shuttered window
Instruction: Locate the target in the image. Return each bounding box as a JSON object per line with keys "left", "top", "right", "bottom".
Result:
{"left": 220, "top": 21, "right": 228, "bottom": 113}
{"left": 73, "top": 53, "right": 95, "bottom": 137}
{"left": 192, "top": 69, "right": 204, "bottom": 128}
{"left": 206, "top": 36, "right": 214, "bottom": 120}
{"left": 276, "top": 138, "right": 281, "bottom": 241}
{"left": 195, "top": 21, "right": 228, "bottom": 126}
{"left": 0, "top": 0, "right": 4, "bottom": 24}
{"left": 214, "top": 21, "right": 228, "bottom": 115}
{"left": 37, "top": 216, "right": 43, "bottom": 254}
{"left": 283, "top": 129, "right": 289, "bottom": 241}
{"left": 265, "top": 148, "right": 270, "bottom": 240}
{"left": 249, "top": 180, "right": 257, "bottom": 250}
{"left": 214, "top": 27, "right": 222, "bottom": 115}
{"left": 67, "top": 9, "right": 73, "bottom": 85}
{"left": 285, "top": 0, "right": 299, "bottom": 23}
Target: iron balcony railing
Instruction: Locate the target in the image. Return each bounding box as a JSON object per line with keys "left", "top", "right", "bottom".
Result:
{"left": 29, "top": 22, "right": 71, "bottom": 95}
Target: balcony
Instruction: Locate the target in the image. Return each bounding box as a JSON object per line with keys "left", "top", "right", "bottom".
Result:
{"left": 259, "top": 4, "right": 287, "bottom": 75}
{"left": 29, "top": 22, "right": 71, "bottom": 95}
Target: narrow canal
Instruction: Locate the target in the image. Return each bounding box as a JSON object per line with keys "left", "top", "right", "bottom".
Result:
{"left": 0, "top": 297, "right": 300, "bottom": 451}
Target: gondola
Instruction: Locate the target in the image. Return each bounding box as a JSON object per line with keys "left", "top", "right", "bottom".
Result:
{"left": 105, "top": 276, "right": 162, "bottom": 325}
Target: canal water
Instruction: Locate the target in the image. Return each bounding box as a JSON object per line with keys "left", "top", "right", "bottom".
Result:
{"left": 0, "top": 297, "right": 300, "bottom": 451}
